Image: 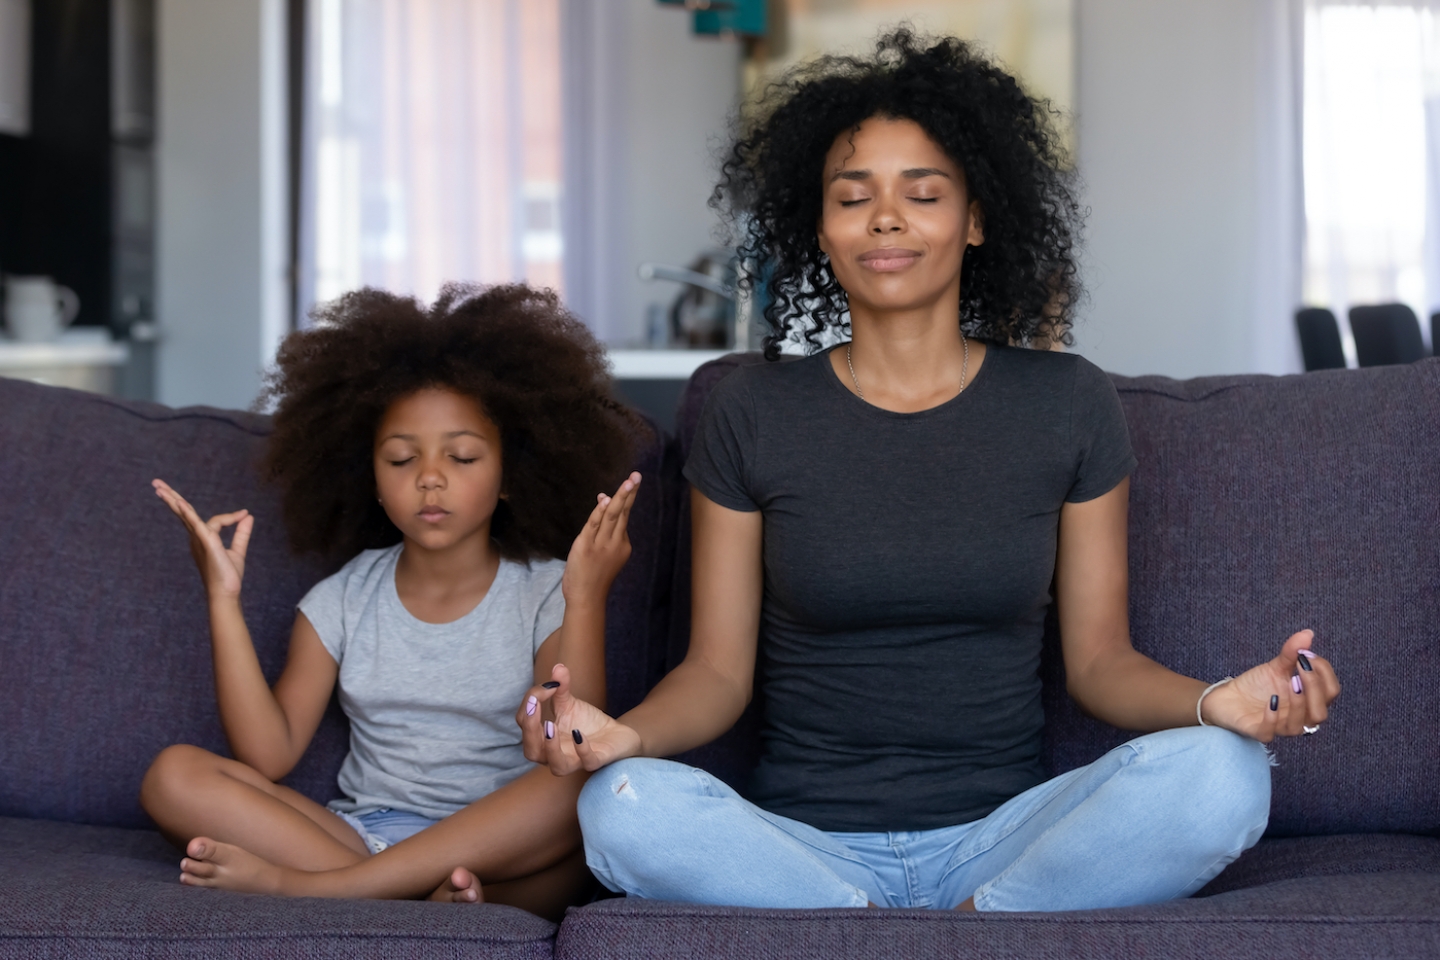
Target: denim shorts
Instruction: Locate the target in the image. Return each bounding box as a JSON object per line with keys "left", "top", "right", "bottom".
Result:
{"left": 331, "top": 807, "right": 440, "bottom": 855}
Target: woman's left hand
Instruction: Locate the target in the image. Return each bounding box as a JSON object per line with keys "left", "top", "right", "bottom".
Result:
{"left": 1200, "top": 629, "right": 1341, "bottom": 742}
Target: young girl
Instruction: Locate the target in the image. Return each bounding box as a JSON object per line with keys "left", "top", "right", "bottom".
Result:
{"left": 141, "top": 283, "right": 641, "bottom": 920}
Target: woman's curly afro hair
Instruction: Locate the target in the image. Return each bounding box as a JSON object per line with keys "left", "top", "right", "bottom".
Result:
{"left": 261, "top": 283, "right": 637, "bottom": 564}
{"left": 715, "top": 28, "right": 1083, "bottom": 359}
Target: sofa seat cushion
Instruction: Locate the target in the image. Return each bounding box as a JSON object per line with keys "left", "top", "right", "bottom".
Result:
{"left": 555, "top": 867, "right": 1440, "bottom": 960}
{"left": 0, "top": 817, "right": 554, "bottom": 959}
{"left": 1196, "top": 832, "right": 1440, "bottom": 896}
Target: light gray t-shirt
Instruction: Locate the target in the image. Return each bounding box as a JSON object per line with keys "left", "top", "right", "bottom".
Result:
{"left": 298, "top": 544, "right": 566, "bottom": 820}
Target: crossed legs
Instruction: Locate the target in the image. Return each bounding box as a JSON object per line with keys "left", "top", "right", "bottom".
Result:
{"left": 140, "top": 744, "right": 594, "bottom": 921}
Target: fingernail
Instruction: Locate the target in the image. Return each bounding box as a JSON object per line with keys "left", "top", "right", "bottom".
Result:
{"left": 544, "top": 721, "right": 555, "bottom": 739}
{"left": 1297, "top": 654, "right": 1313, "bottom": 672}
{"left": 1291, "top": 675, "right": 1303, "bottom": 694}
{"left": 542, "top": 681, "right": 561, "bottom": 689}
{"left": 1298, "top": 649, "right": 1316, "bottom": 660}
{"left": 525, "top": 696, "right": 538, "bottom": 716}
{"left": 1269, "top": 695, "right": 1279, "bottom": 711}
{"left": 572, "top": 729, "right": 584, "bottom": 745}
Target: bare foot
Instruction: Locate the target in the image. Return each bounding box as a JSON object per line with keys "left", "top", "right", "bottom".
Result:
{"left": 179, "top": 837, "right": 284, "bottom": 895}
{"left": 954, "top": 896, "right": 976, "bottom": 912}
{"left": 429, "top": 866, "right": 484, "bottom": 904}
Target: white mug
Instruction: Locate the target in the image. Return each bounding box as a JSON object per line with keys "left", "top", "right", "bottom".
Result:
{"left": 5, "top": 275, "right": 81, "bottom": 342}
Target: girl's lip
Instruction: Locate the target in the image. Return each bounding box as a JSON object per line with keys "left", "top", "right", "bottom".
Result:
{"left": 418, "top": 507, "right": 450, "bottom": 521}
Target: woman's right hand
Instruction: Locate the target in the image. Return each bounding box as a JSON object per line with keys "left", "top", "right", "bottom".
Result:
{"left": 517, "top": 663, "right": 642, "bottom": 775}
{"left": 152, "top": 479, "right": 253, "bottom": 601}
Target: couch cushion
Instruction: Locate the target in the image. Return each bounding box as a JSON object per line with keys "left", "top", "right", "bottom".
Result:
{"left": 0, "top": 816, "right": 554, "bottom": 959}
{"left": 668, "top": 356, "right": 1440, "bottom": 837}
{"left": 555, "top": 869, "right": 1440, "bottom": 960}
{"left": 0, "top": 380, "right": 346, "bottom": 828}
{"left": 1195, "top": 833, "right": 1440, "bottom": 897}
{"left": 1042, "top": 359, "right": 1440, "bottom": 836}
{"left": 0, "top": 378, "right": 670, "bottom": 829}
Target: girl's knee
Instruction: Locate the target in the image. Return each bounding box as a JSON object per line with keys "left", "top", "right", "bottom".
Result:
{"left": 140, "top": 744, "right": 211, "bottom": 810}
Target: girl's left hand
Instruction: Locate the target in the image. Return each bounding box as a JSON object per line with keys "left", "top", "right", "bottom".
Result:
{"left": 561, "top": 472, "right": 642, "bottom": 605}
{"left": 1200, "top": 629, "right": 1341, "bottom": 742}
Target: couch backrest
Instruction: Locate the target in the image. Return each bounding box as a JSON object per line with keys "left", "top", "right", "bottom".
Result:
{"left": 667, "top": 354, "right": 1440, "bottom": 837}
{"left": 0, "top": 378, "right": 671, "bottom": 829}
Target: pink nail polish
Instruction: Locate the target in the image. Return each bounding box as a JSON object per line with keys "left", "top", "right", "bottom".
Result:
{"left": 1291, "top": 675, "right": 1303, "bottom": 694}
{"left": 525, "top": 696, "right": 537, "bottom": 717}
{"left": 545, "top": 721, "right": 555, "bottom": 739}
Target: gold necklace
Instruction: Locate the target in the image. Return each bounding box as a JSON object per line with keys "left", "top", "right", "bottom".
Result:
{"left": 846, "top": 336, "right": 969, "bottom": 402}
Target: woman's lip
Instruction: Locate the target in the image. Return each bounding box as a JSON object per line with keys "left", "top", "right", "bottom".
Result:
{"left": 858, "top": 249, "right": 922, "bottom": 271}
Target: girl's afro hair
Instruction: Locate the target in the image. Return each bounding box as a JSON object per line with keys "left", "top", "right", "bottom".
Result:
{"left": 260, "top": 283, "right": 638, "bottom": 563}
{"left": 715, "top": 28, "right": 1083, "bottom": 359}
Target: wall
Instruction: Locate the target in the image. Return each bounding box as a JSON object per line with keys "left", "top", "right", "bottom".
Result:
{"left": 155, "top": 0, "right": 287, "bottom": 409}
{"left": 1073, "top": 0, "right": 1299, "bottom": 378}
{"left": 564, "top": 0, "right": 741, "bottom": 346}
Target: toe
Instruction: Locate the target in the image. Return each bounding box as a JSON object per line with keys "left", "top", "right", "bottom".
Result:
{"left": 186, "top": 837, "right": 214, "bottom": 860}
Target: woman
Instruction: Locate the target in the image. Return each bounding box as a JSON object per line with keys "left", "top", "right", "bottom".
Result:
{"left": 520, "top": 31, "right": 1340, "bottom": 912}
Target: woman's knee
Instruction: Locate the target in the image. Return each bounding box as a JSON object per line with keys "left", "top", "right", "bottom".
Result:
{"left": 1154, "top": 727, "right": 1272, "bottom": 844}
{"left": 578, "top": 758, "right": 707, "bottom": 851}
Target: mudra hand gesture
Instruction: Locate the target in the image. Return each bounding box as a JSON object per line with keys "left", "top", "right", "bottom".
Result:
{"left": 517, "top": 663, "right": 640, "bottom": 774}
{"left": 1199, "top": 629, "right": 1340, "bottom": 741}
{"left": 152, "top": 479, "right": 252, "bottom": 601}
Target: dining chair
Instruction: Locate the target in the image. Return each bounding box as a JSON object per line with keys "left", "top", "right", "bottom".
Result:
{"left": 1295, "top": 307, "right": 1346, "bottom": 371}
{"left": 1350, "top": 303, "right": 1427, "bottom": 367}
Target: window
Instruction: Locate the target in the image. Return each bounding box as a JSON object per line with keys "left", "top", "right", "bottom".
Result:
{"left": 298, "top": 0, "right": 563, "bottom": 318}
{"left": 1302, "top": 1, "right": 1440, "bottom": 342}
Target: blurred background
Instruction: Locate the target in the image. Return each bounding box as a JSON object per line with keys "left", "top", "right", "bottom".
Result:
{"left": 0, "top": 0, "right": 1437, "bottom": 417}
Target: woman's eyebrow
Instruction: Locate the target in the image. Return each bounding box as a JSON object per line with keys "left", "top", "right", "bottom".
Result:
{"left": 902, "top": 167, "right": 951, "bottom": 179}
{"left": 829, "top": 168, "right": 871, "bottom": 183}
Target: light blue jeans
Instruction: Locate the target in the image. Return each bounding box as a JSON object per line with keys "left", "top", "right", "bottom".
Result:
{"left": 578, "top": 726, "right": 1271, "bottom": 911}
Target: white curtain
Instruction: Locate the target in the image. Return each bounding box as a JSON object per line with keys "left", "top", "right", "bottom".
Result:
{"left": 1302, "top": 0, "right": 1440, "bottom": 352}
{"left": 297, "top": 0, "right": 563, "bottom": 322}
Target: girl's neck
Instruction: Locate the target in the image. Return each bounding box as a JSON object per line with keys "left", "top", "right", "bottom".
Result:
{"left": 393, "top": 527, "right": 502, "bottom": 624}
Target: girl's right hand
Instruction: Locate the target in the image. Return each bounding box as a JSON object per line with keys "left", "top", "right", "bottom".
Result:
{"left": 152, "top": 479, "right": 253, "bottom": 601}
{"left": 517, "top": 663, "right": 642, "bottom": 775}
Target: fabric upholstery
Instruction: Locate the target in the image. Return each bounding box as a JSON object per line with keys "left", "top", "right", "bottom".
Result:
{"left": 0, "top": 380, "right": 346, "bottom": 828}
{"left": 556, "top": 869, "right": 1440, "bottom": 960}
{"left": 1042, "top": 359, "right": 1440, "bottom": 837}
{"left": 0, "top": 816, "right": 554, "bottom": 959}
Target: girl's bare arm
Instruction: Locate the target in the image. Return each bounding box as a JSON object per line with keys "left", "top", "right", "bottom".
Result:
{"left": 520, "top": 487, "right": 762, "bottom": 771}
{"left": 153, "top": 480, "right": 336, "bottom": 779}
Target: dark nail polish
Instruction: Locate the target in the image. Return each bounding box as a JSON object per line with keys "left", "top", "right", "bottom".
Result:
{"left": 1269, "top": 695, "right": 1279, "bottom": 712}
{"left": 572, "top": 729, "right": 584, "bottom": 745}
{"left": 542, "top": 681, "right": 561, "bottom": 689}
{"left": 1297, "top": 655, "right": 1313, "bottom": 672}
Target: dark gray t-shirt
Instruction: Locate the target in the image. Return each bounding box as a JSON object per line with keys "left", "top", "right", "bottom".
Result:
{"left": 683, "top": 345, "right": 1136, "bottom": 832}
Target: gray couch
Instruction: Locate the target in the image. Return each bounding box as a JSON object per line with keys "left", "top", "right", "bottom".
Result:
{"left": 1, "top": 355, "right": 1437, "bottom": 959}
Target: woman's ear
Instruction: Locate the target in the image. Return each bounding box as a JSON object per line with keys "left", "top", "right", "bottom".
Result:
{"left": 967, "top": 200, "right": 985, "bottom": 247}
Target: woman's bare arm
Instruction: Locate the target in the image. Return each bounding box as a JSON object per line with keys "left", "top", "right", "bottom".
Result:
{"left": 1057, "top": 478, "right": 1339, "bottom": 740}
